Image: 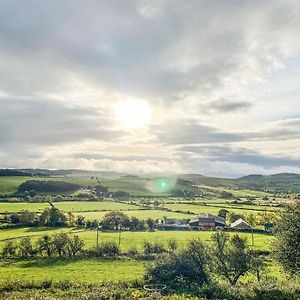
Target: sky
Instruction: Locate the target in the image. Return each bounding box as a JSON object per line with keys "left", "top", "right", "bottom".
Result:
{"left": 1, "top": 0, "right": 300, "bottom": 178}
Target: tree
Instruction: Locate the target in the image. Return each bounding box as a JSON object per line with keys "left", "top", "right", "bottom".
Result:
{"left": 10, "top": 213, "right": 20, "bottom": 224}
{"left": 227, "top": 212, "right": 244, "bottom": 224}
{"left": 67, "top": 212, "right": 75, "bottom": 227}
{"left": 210, "top": 232, "right": 252, "bottom": 285}
{"left": 273, "top": 202, "right": 300, "bottom": 272}
{"left": 39, "top": 208, "right": 51, "bottom": 226}
{"left": 18, "top": 237, "right": 36, "bottom": 257}
{"left": 29, "top": 189, "right": 36, "bottom": 197}
{"left": 250, "top": 253, "right": 266, "bottom": 282}
{"left": 146, "top": 218, "right": 155, "bottom": 231}
{"left": 2, "top": 240, "right": 17, "bottom": 257}
{"left": 129, "top": 217, "right": 141, "bottom": 231}
{"left": 101, "top": 211, "right": 129, "bottom": 230}
{"left": 37, "top": 234, "right": 54, "bottom": 257}
{"left": 145, "top": 239, "right": 210, "bottom": 291}
{"left": 75, "top": 215, "right": 85, "bottom": 227}
{"left": 53, "top": 233, "right": 69, "bottom": 256}
{"left": 48, "top": 207, "right": 68, "bottom": 226}
{"left": 245, "top": 213, "right": 256, "bottom": 226}
{"left": 67, "top": 235, "right": 84, "bottom": 256}
{"left": 218, "top": 209, "right": 229, "bottom": 219}
{"left": 19, "top": 210, "right": 37, "bottom": 226}
{"left": 220, "top": 191, "right": 233, "bottom": 199}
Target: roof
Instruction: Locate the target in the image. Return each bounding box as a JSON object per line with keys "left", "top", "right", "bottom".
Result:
{"left": 230, "top": 218, "right": 251, "bottom": 228}
{"left": 189, "top": 214, "right": 226, "bottom": 224}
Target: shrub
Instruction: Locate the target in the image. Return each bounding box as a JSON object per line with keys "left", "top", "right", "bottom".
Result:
{"left": 145, "top": 239, "right": 210, "bottom": 293}
{"left": 1, "top": 240, "right": 17, "bottom": 257}
{"left": 144, "top": 242, "right": 166, "bottom": 255}
{"left": 96, "top": 241, "right": 120, "bottom": 257}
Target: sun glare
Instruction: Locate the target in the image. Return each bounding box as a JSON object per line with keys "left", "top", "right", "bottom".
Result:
{"left": 115, "top": 99, "right": 152, "bottom": 129}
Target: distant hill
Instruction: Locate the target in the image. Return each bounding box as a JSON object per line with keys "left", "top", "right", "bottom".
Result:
{"left": 238, "top": 173, "right": 300, "bottom": 192}
{"left": 179, "top": 173, "right": 300, "bottom": 192}
{"left": 20, "top": 169, "right": 125, "bottom": 178}
{"left": 0, "top": 169, "right": 33, "bottom": 177}
{"left": 1, "top": 168, "right": 300, "bottom": 193}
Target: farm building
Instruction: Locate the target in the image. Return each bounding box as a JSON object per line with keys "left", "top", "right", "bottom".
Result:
{"left": 230, "top": 218, "right": 252, "bottom": 230}
{"left": 189, "top": 214, "right": 226, "bottom": 229}
{"left": 157, "top": 218, "right": 189, "bottom": 230}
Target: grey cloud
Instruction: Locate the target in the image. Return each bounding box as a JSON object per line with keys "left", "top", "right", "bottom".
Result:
{"left": 208, "top": 99, "right": 253, "bottom": 113}
{"left": 153, "top": 121, "right": 243, "bottom": 145}
{"left": 0, "top": 97, "right": 122, "bottom": 147}
{"left": 178, "top": 145, "right": 300, "bottom": 168}
{"left": 0, "top": 0, "right": 299, "bottom": 101}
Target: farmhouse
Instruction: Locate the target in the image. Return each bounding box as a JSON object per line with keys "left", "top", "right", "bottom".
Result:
{"left": 189, "top": 214, "right": 226, "bottom": 229}
{"left": 230, "top": 218, "right": 252, "bottom": 230}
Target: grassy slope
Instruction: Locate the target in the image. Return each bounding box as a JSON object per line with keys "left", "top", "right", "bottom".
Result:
{"left": 0, "top": 259, "right": 144, "bottom": 283}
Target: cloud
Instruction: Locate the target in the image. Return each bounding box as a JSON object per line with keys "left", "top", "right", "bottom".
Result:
{"left": 0, "top": 1, "right": 300, "bottom": 177}
{"left": 0, "top": 96, "right": 122, "bottom": 147}
{"left": 208, "top": 99, "right": 253, "bottom": 113}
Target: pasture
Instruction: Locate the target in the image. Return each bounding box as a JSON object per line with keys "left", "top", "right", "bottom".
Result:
{"left": 0, "top": 227, "right": 273, "bottom": 252}
{"left": 76, "top": 210, "right": 191, "bottom": 221}
{"left": 0, "top": 258, "right": 144, "bottom": 283}
{"left": 164, "top": 203, "right": 278, "bottom": 216}
{"left": 0, "top": 201, "right": 139, "bottom": 213}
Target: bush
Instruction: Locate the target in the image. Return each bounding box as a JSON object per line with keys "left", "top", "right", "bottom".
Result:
{"left": 144, "top": 242, "right": 166, "bottom": 255}
{"left": 96, "top": 241, "right": 120, "bottom": 257}
{"left": 1, "top": 240, "right": 17, "bottom": 257}
{"left": 145, "top": 239, "right": 210, "bottom": 293}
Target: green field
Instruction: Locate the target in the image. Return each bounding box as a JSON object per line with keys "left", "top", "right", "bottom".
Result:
{"left": 0, "top": 201, "right": 139, "bottom": 213}
{"left": 164, "top": 203, "right": 277, "bottom": 216}
{"left": 0, "top": 227, "right": 76, "bottom": 241}
{"left": 0, "top": 227, "right": 273, "bottom": 252}
{"left": 77, "top": 210, "right": 191, "bottom": 221}
{"left": 0, "top": 258, "right": 144, "bottom": 283}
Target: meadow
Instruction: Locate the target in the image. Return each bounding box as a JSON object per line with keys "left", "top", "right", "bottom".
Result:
{"left": 0, "top": 227, "right": 273, "bottom": 252}
{"left": 0, "top": 258, "right": 144, "bottom": 283}
{"left": 0, "top": 201, "right": 139, "bottom": 213}
{"left": 76, "top": 210, "right": 191, "bottom": 221}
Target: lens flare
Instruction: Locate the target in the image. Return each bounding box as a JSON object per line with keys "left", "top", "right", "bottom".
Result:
{"left": 146, "top": 177, "right": 177, "bottom": 193}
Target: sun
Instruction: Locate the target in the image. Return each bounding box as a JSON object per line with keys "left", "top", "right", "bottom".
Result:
{"left": 114, "top": 99, "right": 152, "bottom": 129}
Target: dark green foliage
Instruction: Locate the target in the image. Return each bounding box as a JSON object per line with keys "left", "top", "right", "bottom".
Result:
{"left": 52, "top": 233, "right": 69, "bottom": 256}
{"left": 168, "top": 239, "right": 178, "bottom": 252}
{"left": 146, "top": 218, "right": 155, "bottom": 230}
{"left": 144, "top": 241, "right": 166, "bottom": 255}
{"left": 273, "top": 202, "right": 300, "bottom": 273}
{"left": 1, "top": 240, "right": 17, "bottom": 257}
{"left": 145, "top": 239, "right": 210, "bottom": 292}
{"left": 18, "top": 210, "right": 37, "bottom": 226}
{"left": 96, "top": 241, "right": 120, "bottom": 257}
{"left": 66, "top": 235, "right": 85, "bottom": 256}
{"left": 210, "top": 232, "right": 253, "bottom": 285}
{"left": 218, "top": 209, "right": 229, "bottom": 219}
{"left": 101, "top": 211, "right": 129, "bottom": 230}
{"left": 37, "top": 235, "right": 54, "bottom": 257}
{"left": 48, "top": 207, "right": 68, "bottom": 226}
{"left": 18, "top": 237, "right": 36, "bottom": 257}
{"left": 0, "top": 169, "right": 32, "bottom": 176}
{"left": 18, "top": 180, "right": 80, "bottom": 193}
{"left": 227, "top": 212, "right": 245, "bottom": 223}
